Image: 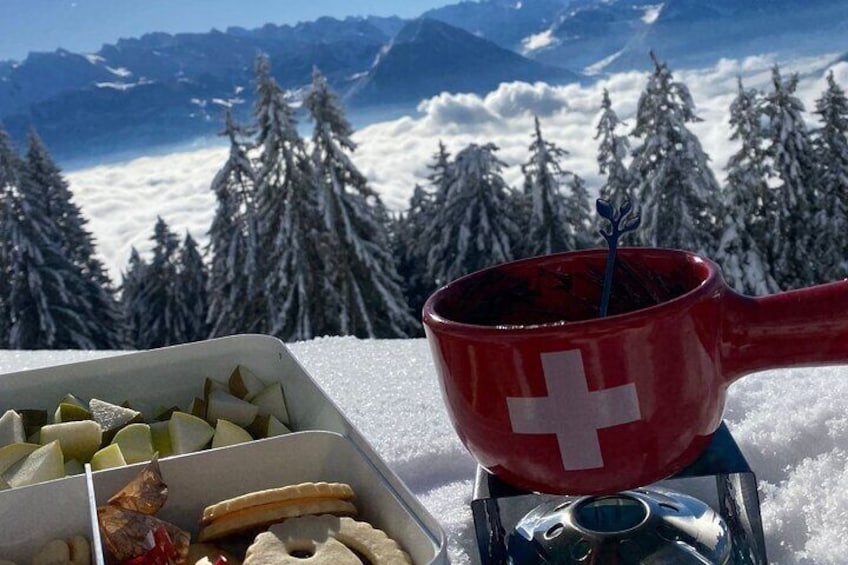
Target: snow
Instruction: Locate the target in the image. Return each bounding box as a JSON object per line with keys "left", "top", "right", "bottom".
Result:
{"left": 641, "top": 3, "right": 664, "bottom": 25}
{"left": 105, "top": 65, "right": 132, "bottom": 78}
{"left": 520, "top": 29, "right": 558, "bottom": 54}
{"left": 1, "top": 340, "right": 848, "bottom": 563}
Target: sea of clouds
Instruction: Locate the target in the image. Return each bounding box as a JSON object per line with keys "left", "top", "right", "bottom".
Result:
{"left": 65, "top": 53, "right": 847, "bottom": 281}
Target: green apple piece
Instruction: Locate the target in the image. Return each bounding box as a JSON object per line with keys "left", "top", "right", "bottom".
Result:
{"left": 247, "top": 414, "right": 292, "bottom": 439}
{"left": 188, "top": 397, "right": 207, "bottom": 419}
{"left": 149, "top": 421, "right": 173, "bottom": 458}
{"left": 3, "top": 440, "right": 64, "bottom": 487}
{"left": 64, "top": 458, "right": 84, "bottom": 476}
{"left": 0, "top": 410, "right": 25, "bottom": 447}
{"left": 204, "top": 377, "right": 228, "bottom": 399}
{"left": 211, "top": 419, "right": 253, "bottom": 448}
{"left": 90, "top": 443, "right": 127, "bottom": 471}
{"left": 39, "top": 420, "right": 102, "bottom": 463}
{"left": 111, "top": 423, "right": 154, "bottom": 464}
{"left": 228, "top": 365, "right": 265, "bottom": 400}
{"left": 53, "top": 402, "right": 93, "bottom": 423}
{"left": 60, "top": 393, "right": 86, "bottom": 409}
{"left": 0, "top": 442, "right": 40, "bottom": 474}
{"left": 89, "top": 398, "right": 143, "bottom": 443}
{"left": 168, "top": 412, "right": 214, "bottom": 455}
{"left": 206, "top": 390, "right": 259, "bottom": 427}
{"left": 0, "top": 475, "right": 9, "bottom": 490}
{"left": 250, "top": 382, "right": 290, "bottom": 425}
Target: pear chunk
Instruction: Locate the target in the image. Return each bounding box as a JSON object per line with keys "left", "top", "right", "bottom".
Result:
{"left": 0, "top": 409, "right": 25, "bottom": 446}
{"left": 247, "top": 414, "right": 292, "bottom": 439}
{"left": 111, "top": 423, "right": 154, "bottom": 464}
{"left": 0, "top": 442, "right": 40, "bottom": 474}
{"left": 168, "top": 412, "right": 214, "bottom": 455}
{"left": 206, "top": 390, "right": 258, "bottom": 428}
{"left": 211, "top": 419, "right": 253, "bottom": 448}
{"left": 250, "top": 382, "right": 290, "bottom": 425}
{"left": 228, "top": 365, "right": 265, "bottom": 400}
{"left": 3, "top": 440, "right": 65, "bottom": 487}
{"left": 39, "top": 420, "right": 102, "bottom": 463}
{"left": 90, "top": 443, "right": 127, "bottom": 471}
{"left": 149, "top": 421, "right": 173, "bottom": 457}
{"left": 53, "top": 402, "right": 92, "bottom": 423}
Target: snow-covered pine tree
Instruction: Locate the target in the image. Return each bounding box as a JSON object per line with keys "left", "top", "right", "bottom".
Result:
{"left": 206, "top": 111, "right": 263, "bottom": 337}
{"left": 564, "top": 173, "right": 595, "bottom": 249}
{"left": 629, "top": 53, "right": 722, "bottom": 255}
{"left": 305, "top": 68, "right": 416, "bottom": 338}
{"left": 520, "top": 116, "right": 575, "bottom": 257}
{"left": 811, "top": 70, "right": 848, "bottom": 282}
{"left": 425, "top": 142, "right": 522, "bottom": 285}
{"left": 120, "top": 247, "right": 148, "bottom": 348}
{"left": 25, "top": 128, "right": 125, "bottom": 348}
{"left": 762, "top": 66, "right": 820, "bottom": 289}
{"left": 253, "top": 55, "right": 327, "bottom": 341}
{"left": 176, "top": 232, "right": 209, "bottom": 343}
{"left": 716, "top": 78, "right": 779, "bottom": 295}
{"left": 595, "top": 89, "right": 632, "bottom": 206}
{"left": 135, "top": 217, "right": 184, "bottom": 348}
{"left": 393, "top": 183, "right": 436, "bottom": 325}
{"left": 0, "top": 126, "right": 104, "bottom": 349}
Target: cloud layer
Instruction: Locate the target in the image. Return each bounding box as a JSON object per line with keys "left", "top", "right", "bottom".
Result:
{"left": 66, "top": 52, "right": 846, "bottom": 281}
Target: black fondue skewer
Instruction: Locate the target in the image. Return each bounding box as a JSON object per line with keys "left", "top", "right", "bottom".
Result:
{"left": 596, "top": 197, "right": 641, "bottom": 318}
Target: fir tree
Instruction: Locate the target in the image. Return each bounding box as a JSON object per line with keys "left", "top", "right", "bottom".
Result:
{"left": 716, "top": 78, "right": 779, "bottom": 295}
{"left": 564, "top": 173, "right": 594, "bottom": 249}
{"left": 25, "top": 128, "right": 125, "bottom": 348}
{"left": 253, "top": 55, "right": 327, "bottom": 341}
{"left": 120, "top": 247, "right": 148, "bottom": 348}
{"left": 595, "top": 89, "right": 632, "bottom": 207}
{"left": 629, "top": 53, "right": 722, "bottom": 255}
{"left": 425, "top": 142, "right": 522, "bottom": 285}
{"left": 136, "top": 217, "right": 183, "bottom": 348}
{"left": 206, "top": 112, "right": 263, "bottom": 337}
{"left": 393, "top": 183, "right": 437, "bottom": 324}
{"left": 762, "top": 66, "right": 819, "bottom": 289}
{"left": 306, "top": 68, "right": 416, "bottom": 338}
{"left": 811, "top": 71, "right": 848, "bottom": 282}
{"left": 176, "top": 232, "right": 209, "bottom": 343}
{"left": 520, "top": 116, "right": 575, "bottom": 257}
{"left": 0, "top": 127, "right": 104, "bottom": 349}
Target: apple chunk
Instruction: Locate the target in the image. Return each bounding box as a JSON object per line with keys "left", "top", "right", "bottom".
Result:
{"left": 0, "top": 410, "right": 25, "bottom": 446}
{"left": 168, "top": 412, "right": 214, "bottom": 455}
{"left": 90, "top": 444, "right": 127, "bottom": 471}
{"left": 0, "top": 442, "right": 40, "bottom": 474}
{"left": 211, "top": 419, "right": 253, "bottom": 448}
{"left": 228, "top": 365, "right": 265, "bottom": 400}
{"left": 89, "top": 398, "right": 143, "bottom": 442}
{"left": 250, "top": 383, "right": 290, "bottom": 425}
{"left": 3, "top": 440, "right": 64, "bottom": 487}
{"left": 111, "top": 423, "right": 154, "bottom": 464}
{"left": 206, "top": 390, "right": 258, "bottom": 428}
{"left": 39, "top": 420, "right": 102, "bottom": 463}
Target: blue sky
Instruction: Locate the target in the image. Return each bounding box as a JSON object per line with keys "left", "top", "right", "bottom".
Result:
{"left": 0, "top": 0, "right": 450, "bottom": 61}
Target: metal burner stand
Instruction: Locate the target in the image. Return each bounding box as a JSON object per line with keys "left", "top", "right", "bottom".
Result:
{"left": 471, "top": 423, "right": 767, "bottom": 564}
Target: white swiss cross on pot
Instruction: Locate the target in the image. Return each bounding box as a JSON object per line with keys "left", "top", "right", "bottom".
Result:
{"left": 506, "top": 349, "right": 641, "bottom": 471}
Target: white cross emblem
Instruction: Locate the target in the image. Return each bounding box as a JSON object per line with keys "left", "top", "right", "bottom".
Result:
{"left": 507, "top": 349, "right": 641, "bottom": 471}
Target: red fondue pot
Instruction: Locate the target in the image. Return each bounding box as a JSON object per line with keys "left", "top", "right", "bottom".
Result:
{"left": 422, "top": 248, "right": 848, "bottom": 495}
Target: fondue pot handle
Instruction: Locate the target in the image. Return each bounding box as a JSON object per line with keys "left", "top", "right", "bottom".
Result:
{"left": 721, "top": 279, "right": 848, "bottom": 382}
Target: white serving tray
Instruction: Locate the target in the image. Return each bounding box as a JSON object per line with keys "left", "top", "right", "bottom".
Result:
{"left": 0, "top": 335, "right": 447, "bottom": 564}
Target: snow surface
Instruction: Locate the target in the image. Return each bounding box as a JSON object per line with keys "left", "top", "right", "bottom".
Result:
{"left": 641, "top": 4, "right": 664, "bottom": 25}
{"left": 1, "top": 340, "right": 848, "bottom": 564}
{"left": 520, "top": 29, "right": 557, "bottom": 54}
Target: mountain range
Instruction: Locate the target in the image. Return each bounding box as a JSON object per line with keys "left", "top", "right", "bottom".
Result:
{"left": 0, "top": 0, "right": 845, "bottom": 163}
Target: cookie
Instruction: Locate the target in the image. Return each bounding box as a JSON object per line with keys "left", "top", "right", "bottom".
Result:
{"left": 243, "top": 514, "right": 412, "bottom": 565}
{"left": 198, "top": 482, "right": 357, "bottom": 542}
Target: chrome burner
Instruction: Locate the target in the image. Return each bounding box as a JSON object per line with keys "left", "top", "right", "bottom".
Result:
{"left": 507, "top": 487, "right": 732, "bottom": 564}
